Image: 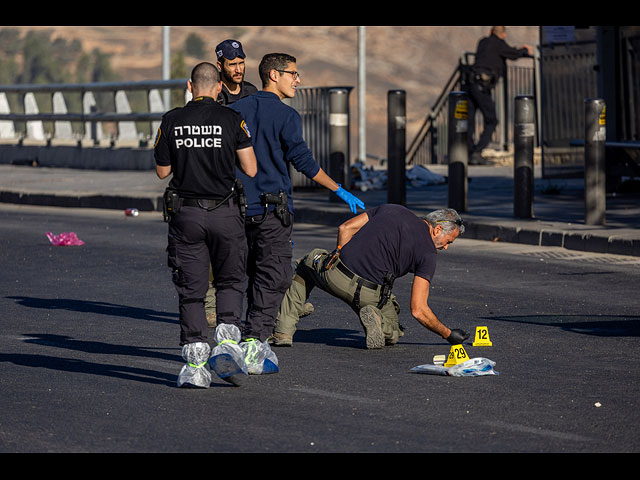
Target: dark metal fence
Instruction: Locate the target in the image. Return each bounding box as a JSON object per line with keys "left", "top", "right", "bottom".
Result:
{"left": 285, "top": 86, "right": 353, "bottom": 188}
{"left": 539, "top": 26, "right": 639, "bottom": 178}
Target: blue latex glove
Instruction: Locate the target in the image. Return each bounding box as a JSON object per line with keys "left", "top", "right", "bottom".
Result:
{"left": 334, "top": 184, "right": 365, "bottom": 214}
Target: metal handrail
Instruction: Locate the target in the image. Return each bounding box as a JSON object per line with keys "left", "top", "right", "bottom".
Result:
{"left": 406, "top": 62, "right": 463, "bottom": 163}
{"left": 0, "top": 79, "right": 188, "bottom": 93}
{"left": 0, "top": 79, "right": 189, "bottom": 126}
{"left": 0, "top": 112, "right": 165, "bottom": 122}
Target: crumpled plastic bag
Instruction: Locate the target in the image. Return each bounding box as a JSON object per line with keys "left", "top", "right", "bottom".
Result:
{"left": 405, "top": 164, "right": 447, "bottom": 187}
{"left": 209, "top": 324, "right": 248, "bottom": 383}
{"left": 46, "top": 232, "right": 84, "bottom": 246}
{"left": 351, "top": 162, "right": 447, "bottom": 191}
{"left": 351, "top": 161, "right": 387, "bottom": 191}
{"left": 410, "top": 357, "right": 499, "bottom": 377}
{"left": 177, "top": 342, "right": 212, "bottom": 388}
{"left": 241, "top": 338, "right": 279, "bottom": 375}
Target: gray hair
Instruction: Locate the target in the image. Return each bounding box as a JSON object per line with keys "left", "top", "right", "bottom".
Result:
{"left": 423, "top": 208, "right": 465, "bottom": 235}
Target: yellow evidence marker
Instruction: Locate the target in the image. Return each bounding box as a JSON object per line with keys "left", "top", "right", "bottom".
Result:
{"left": 472, "top": 326, "right": 493, "bottom": 346}
{"left": 444, "top": 344, "right": 470, "bottom": 367}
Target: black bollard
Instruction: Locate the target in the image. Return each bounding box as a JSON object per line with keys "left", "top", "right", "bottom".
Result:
{"left": 513, "top": 95, "right": 535, "bottom": 218}
{"left": 387, "top": 90, "right": 406, "bottom": 205}
{"left": 329, "top": 88, "right": 350, "bottom": 203}
{"left": 447, "top": 91, "right": 468, "bottom": 212}
{"left": 584, "top": 98, "right": 606, "bottom": 225}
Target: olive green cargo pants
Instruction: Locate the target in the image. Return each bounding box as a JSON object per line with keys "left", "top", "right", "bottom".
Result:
{"left": 275, "top": 248, "right": 402, "bottom": 345}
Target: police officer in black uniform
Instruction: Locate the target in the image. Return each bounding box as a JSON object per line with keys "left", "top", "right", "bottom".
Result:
{"left": 215, "top": 39, "right": 258, "bottom": 106}
{"left": 154, "top": 62, "right": 257, "bottom": 388}
{"left": 204, "top": 39, "right": 259, "bottom": 328}
{"left": 466, "top": 26, "right": 532, "bottom": 164}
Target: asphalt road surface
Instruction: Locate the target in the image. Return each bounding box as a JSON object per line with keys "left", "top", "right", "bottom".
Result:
{"left": 1, "top": 204, "right": 639, "bottom": 453}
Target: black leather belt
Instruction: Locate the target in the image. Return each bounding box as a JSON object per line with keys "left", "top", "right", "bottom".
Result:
{"left": 182, "top": 197, "right": 235, "bottom": 209}
{"left": 336, "top": 260, "right": 380, "bottom": 291}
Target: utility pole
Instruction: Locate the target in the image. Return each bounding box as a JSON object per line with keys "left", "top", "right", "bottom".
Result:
{"left": 358, "top": 26, "right": 366, "bottom": 164}
{"left": 162, "top": 26, "right": 171, "bottom": 110}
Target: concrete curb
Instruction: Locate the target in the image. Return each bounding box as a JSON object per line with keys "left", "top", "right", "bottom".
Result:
{"left": 461, "top": 220, "right": 640, "bottom": 257}
{"left": 0, "top": 191, "right": 161, "bottom": 212}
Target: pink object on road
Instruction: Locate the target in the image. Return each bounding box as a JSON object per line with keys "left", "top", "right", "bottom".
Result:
{"left": 45, "top": 232, "right": 85, "bottom": 246}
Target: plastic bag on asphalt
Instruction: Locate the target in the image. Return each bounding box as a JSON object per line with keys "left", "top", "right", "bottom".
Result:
{"left": 405, "top": 164, "right": 447, "bottom": 187}
{"left": 46, "top": 231, "right": 85, "bottom": 246}
{"left": 410, "top": 357, "right": 499, "bottom": 377}
{"left": 209, "top": 324, "right": 248, "bottom": 381}
{"left": 448, "top": 357, "right": 499, "bottom": 376}
{"left": 241, "top": 338, "right": 279, "bottom": 375}
{"left": 177, "top": 342, "right": 212, "bottom": 388}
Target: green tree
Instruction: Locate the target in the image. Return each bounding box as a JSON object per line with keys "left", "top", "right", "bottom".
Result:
{"left": 89, "top": 48, "right": 118, "bottom": 83}
{"left": 20, "top": 30, "right": 58, "bottom": 84}
{"left": 170, "top": 51, "right": 189, "bottom": 109}
{"left": 0, "top": 28, "right": 23, "bottom": 57}
{"left": 185, "top": 33, "right": 206, "bottom": 58}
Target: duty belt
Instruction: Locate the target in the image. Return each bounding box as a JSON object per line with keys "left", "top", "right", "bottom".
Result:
{"left": 336, "top": 260, "right": 379, "bottom": 291}
{"left": 182, "top": 197, "right": 235, "bottom": 209}
{"left": 335, "top": 259, "right": 394, "bottom": 311}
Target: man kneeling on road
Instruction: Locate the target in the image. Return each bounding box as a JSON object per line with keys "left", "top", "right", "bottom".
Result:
{"left": 272, "top": 204, "right": 469, "bottom": 349}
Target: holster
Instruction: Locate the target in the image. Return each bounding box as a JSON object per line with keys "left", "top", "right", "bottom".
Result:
{"left": 234, "top": 179, "right": 247, "bottom": 219}
{"left": 472, "top": 68, "right": 496, "bottom": 91}
{"left": 260, "top": 191, "right": 291, "bottom": 227}
{"left": 378, "top": 272, "right": 395, "bottom": 309}
{"left": 162, "top": 187, "right": 180, "bottom": 222}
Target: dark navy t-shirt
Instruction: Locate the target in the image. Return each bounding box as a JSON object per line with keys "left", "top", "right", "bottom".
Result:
{"left": 340, "top": 204, "right": 437, "bottom": 285}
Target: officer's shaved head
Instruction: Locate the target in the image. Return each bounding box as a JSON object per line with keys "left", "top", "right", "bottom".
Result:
{"left": 190, "top": 62, "right": 221, "bottom": 89}
{"left": 188, "top": 62, "right": 222, "bottom": 99}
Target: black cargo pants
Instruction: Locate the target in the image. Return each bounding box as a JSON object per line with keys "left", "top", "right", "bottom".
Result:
{"left": 243, "top": 210, "right": 294, "bottom": 342}
{"left": 467, "top": 79, "right": 498, "bottom": 154}
{"left": 167, "top": 201, "right": 247, "bottom": 345}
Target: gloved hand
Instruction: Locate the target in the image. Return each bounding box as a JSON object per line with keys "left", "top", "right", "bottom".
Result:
{"left": 446, "top": 329, "right": 469, "bottom": 345}
{"left": 334, "top": 184, "right": 365, "bottom": 214}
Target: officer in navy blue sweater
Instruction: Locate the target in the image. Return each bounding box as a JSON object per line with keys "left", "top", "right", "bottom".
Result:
{"left": 230, "top": 52, "right": 364, "bottom": 348}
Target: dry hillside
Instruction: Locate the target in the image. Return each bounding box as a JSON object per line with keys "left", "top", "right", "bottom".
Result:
{"left": 6, "top": 25, "right": 539, "bottom": 161}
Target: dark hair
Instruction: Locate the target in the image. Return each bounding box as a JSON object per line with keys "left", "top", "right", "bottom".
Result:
{"left": 190, "top": 62, "right": 220, "bottom": 88}
{"left": 258, "top": 53, "right": 296, "bottom": 87}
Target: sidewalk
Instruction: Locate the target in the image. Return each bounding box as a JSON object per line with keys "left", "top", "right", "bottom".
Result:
{"left": 1, "top": 163, "right": 639, "bottom": 257}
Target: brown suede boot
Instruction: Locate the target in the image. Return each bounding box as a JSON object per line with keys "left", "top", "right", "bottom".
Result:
{"left": 270, "top": 332, "right": 293, "bottom": 347}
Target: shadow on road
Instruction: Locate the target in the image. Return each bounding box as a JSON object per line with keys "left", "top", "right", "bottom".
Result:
{"left": 1, "top": 333, "right": 179, "bottom": 387}
{"left": 482, "top": 314, "right": 640, "bottom": 337}
{"left": 7, "top": 296, "right": 178, "bottom": 324}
